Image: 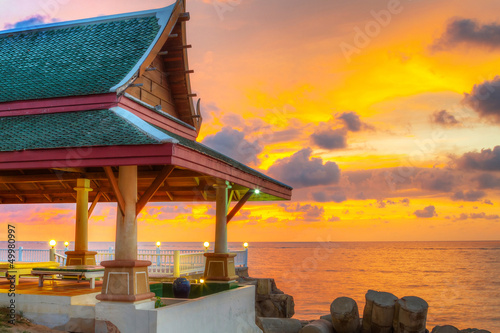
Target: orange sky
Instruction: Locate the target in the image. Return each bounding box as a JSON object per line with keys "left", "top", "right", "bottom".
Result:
{"left": 1, "top": 0, "right": 499, "bottom": 243}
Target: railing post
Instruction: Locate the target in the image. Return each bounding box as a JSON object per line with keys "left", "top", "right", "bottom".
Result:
{"left": 109, "top": 246, "right": 114, "bottom": 260}
{"left": 18, "top": 247, "right": 23, "bottom": 262}
{"left": 156, "top": 246, "right": 161, "bottom": 267}
{"left": 244, "top": 247, "right": 248, "bottom": 268}
{"left": 173, "top": 250, "right": 180, "bottom": 277}
{"left": 49, "top": 248, "right": 56, "bottom": 262}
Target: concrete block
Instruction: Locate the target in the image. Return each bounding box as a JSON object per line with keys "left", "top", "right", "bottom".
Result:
{"left": 300, "top": 319, "right": 334, "bottom": 333}
{"left": 259, "top": 317, "right": 302, "bottom": 333}
{"left": 431, "top": 326, "right": 460, "bottom": 333}
{"left": 330, "top": 297, "right": 361, "bottom": 333}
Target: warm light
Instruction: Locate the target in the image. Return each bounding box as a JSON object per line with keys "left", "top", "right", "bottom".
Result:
{"left": 49, "top": 240, "right": 56, "bottom": 248}
{"left": 64, "top": 241, "right": 69, "bottom": 247}
{"left": 243, "top": 242, "right": 249, "bottom": 248}
{"left": 200, "top": 279, "right": 205, "bottom": 283}
{"left": 203, "top": 242, "right": 210, "bottom": 249}
{"left": 254, "top": 189, "right": 260, "bottom": 194}
{"left": 156, "top": 241, "right": 161, "bottom": 248}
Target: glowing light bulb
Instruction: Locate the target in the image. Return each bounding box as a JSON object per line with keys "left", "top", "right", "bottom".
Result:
{"left": 64, "top": 241, "right": 69, "bottom": 247}
{"left": 254, "top": 189, "right": 260, "bottom": 194}
{"left": 203, "top": 241, "right": 210, "bottom": 249}
{"left": 200, "top": 279, "right": 205, "bottom": 283}
{"left": 243, "top": 242, "right": 249, "bottom": 248}
{"left": 49, "top": 240, "right": 56, "bottom": 248}
{"left": 156, "top": 241, "right": 161, "bottom": 248}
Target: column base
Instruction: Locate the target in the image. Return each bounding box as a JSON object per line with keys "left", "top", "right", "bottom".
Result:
{"left": 203, "top": 253, "right": 238, "bottom": 282}
{"left": 65, "top": 250, "right": 97, "bottom": 266}
{"left": 96, "top": 260, "right": 155, "bottom": 302}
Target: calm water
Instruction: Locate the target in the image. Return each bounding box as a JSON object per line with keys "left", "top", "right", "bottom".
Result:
{"left": 2, "top": 241, "right": 499, "bottom": 331}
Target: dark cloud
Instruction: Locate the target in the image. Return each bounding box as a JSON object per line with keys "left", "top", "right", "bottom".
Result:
{"left": 455, "top": 146, "right": 500, "bottom": 171}
{"left": 203, "top": 127, "right": 262, "bottom": 165}
{"left": 400, "top": 198, "right": 410, "bottom": 206}
{"left": 414, "top": 169, "right": 456, "bottom": 192}
{"left": 4, "top": 15, "right": 52, "bottom": 30}
{"left": 312, "top": 190, "right": 346, "bottom": 203}
{"left": 470, "top": 212, "right": 499, "bottom": 220}
{"left": 431, "top": 18, "right": 500, "bottom": 51}
{"left": 414, "top": 205, "right": 437, "bottom": 218}
{"left": 311, "top": 128, "right": 347, "bottom": 150}
{"left": 484, "top": 199, "right": 493, "bottom": 205}
{"left": 463, "top": 77, "right": 500, "bottom": 123}
{"left": 267, "top": 148, "right": 341, "bottom": 188}
{"left": 475, "top": 173, "right": 500, "bottom": 189}
{"left": 451, "top": 190, "right": 486, "bottom": 202}
{"left": 431, "top": 110, "right": 460, "bottom": 126}
{"left": 337, "top": 112, "right": 362, "bottom": 132}
{"left": 329, "top": 216, "right": 341, "bottom": 222}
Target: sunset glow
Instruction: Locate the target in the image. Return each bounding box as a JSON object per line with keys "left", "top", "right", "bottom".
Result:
{"left": 1, "top": 0, "right": 499, "bottom": 242}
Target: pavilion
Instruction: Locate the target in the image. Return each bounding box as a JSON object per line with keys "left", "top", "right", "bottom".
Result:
{"left": 0, "top": 0, "right": 292, "bottom": 331}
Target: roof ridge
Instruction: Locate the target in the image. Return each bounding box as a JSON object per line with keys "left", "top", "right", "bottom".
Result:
{"left": 0, "top": 3, "right": 175, "bottom": 36}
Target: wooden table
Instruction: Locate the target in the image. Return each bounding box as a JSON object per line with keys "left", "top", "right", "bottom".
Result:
{"left": 0, "top": 262, "right": 61, "bottom": 285}
{"left": 31, "top": 265, "right": 105, "bottom": 289}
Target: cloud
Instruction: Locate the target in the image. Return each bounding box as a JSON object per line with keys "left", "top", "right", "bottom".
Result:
{"left": 267, "top": 148, "right": 341, "bottom": 188}
{"left": 451, "top": 190, "right": 486, "bottom": 202}
{"left": 455, "top": 146, "right": 500, "bottom": 171}
{"left": 431, "top": 18, "right": 500, "bottom": 51}
{"left": 414, "top": 169, "right": 456, "bottom": 192}
{"left": 280, "top": 203, "right": 325, "bottom": 221}
{"left": 312, "top": 190, "right": 346, "bottom": 203}
{"left": 329, "top": 216, "right": 341, "bottom": 222}
{"left": 311, "top": 128, "right": 347, "bottom": 150}
{"left": 414, "top": 205, "right": 437, "bottom": 218}
{"left": 4, "top": 15, "right": 53, "bottom": 30}
{"left": 456, "top": 212, "right": 500, "bottom": 220}
{"left": 202, "top": 127, "right": 263, "bottom": 165}
{"left": 337, "top": 111, "right": 362, "bottom": 131}
{"left": 474, "top": 173, "right": 500, "bottom": 189}
{"left": 463, "top": 76, "right": 500, "bottom": 123}
{"left": 484, "top": 199, "right": 493, "bottom": 205}
{"left": 431, "top": 110, "right": 460, "bottom": 126}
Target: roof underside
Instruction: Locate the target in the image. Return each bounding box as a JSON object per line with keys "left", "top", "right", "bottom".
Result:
{"left": 0, "top": 109, "right": 291, "bottom": 203}
{"left": 0, "top": 15, "right": 162, "bottom": 102}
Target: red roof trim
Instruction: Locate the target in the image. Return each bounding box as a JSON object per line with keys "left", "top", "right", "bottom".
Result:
{"left": 0, "top": 143, "right": 291, "bottom": 200}
{"left": 0, "top": 93, "right": 119, "bottom": 117}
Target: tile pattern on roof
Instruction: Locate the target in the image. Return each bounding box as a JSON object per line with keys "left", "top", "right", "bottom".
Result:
{"left": 0, "top": 16, "right": 161, "bottom": 102}
{"left": 0, "top": 110, "right": 160, "bottom": 151}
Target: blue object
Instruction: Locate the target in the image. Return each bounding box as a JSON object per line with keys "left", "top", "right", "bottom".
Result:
{"left": 173, "top": 278, "right": 191, "bottom": 298}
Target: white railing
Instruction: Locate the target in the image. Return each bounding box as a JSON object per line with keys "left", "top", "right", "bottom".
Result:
{"left": 0, "top": 247, "right": 248, "bottom": 277}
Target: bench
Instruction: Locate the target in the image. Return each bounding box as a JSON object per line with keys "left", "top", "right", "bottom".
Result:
{"left": 0, "top": 262, "right": 61, "bottom": 285}
{"left": 31, "top": 265, "right": 105, "bottom": 289}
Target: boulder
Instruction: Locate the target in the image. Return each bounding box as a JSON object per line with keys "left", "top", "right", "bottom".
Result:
{"left": 258, "top": 317, "right": 303, "bottom": 333}
{"left": 330, "top": 297, "right": 361, "bottom": 333}
{"left": 394, "top": 296, "right": 428, "bottom": 333}
{"left": 300, "top": 319, "right": 334, "bottom": 333}
{"left": 256, "top": 293, "right": 295, "bottom": 318}
{"left": 431, "top": 326, "right": 460, "bottom": 333}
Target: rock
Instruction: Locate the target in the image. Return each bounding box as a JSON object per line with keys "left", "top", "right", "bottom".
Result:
{"left": 256, "top": 294, "right": 295, "bottom": 318}
{"left": 394, "top": 296, "right": 428, "bottom": 333}
{"left": 362, "top": 290, "right": 398, "bottom": 333}
{"left": 320, "top": 314, "right": 333, "bottom": 324}
{"left": 258, "top": 279, "right": 273, "bottom": 295}
{"left": 330, "top": 297, "right": 361, "bottom": 333}
{"left": 459, "top": 329, "right": 491, "bottom": 333}
{"left": 431, "top": 326, "right": 460, "bottom": 333}
{"left": 258, "top": 317, "right": 303, "bottom": 333}
{"left": 300, "top": 319, "right": 334, "bottom": 333}
{"left": 258, "top": 299, "right": 282, "bottom": 317}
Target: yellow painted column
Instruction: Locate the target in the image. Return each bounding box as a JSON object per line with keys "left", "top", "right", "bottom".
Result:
{"left": 115, "top": 165, "right": 138, "bottom": 261}
{"left": 74, "top": 178, "right": 92, "bottom": 252}
{"left": 214, "top": 181, "right": 231, "bottom": 254}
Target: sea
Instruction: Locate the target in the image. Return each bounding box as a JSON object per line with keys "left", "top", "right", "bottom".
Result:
{"left": 2, "top": 240, "right": 499, "bottom": 332}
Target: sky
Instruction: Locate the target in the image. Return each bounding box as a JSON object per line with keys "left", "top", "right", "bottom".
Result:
{"left": 0, "top": 0, "right": 499, "bottom": 243}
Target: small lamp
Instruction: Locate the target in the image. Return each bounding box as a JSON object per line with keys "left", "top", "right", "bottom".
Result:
{"left": 203, "top": 241, "right": 210, "bottom": 250}
{"left": 243, "top": 242, "right": 249, "bottom": 249}
{"left": 254, "top": 189, "right": 260, "bottom": 194}
{"left": 64, "top": 241, "right": 69, "bottom": 247}
{"left": 200, "top": 278, "right": 205, "bottom": 284}
{"left": 49, "top": 240, "right": 56, "bottom": 249}
{"left": 156, "top": 241, "right": 161, "bottom": 248}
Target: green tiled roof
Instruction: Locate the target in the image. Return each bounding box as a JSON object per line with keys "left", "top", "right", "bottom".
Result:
{"left": 0, "top": 110, "right": 161, "bottom": 151}
{"left": 0, "top": 15, "right": 161, "bottom": 102}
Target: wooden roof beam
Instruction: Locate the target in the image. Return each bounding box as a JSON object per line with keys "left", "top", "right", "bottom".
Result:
{"left": 104, "top": 167, "right": 125, "bottom": 216}
{"left": 178, "top": 12, "right": 190, "bottom": 22}
{"left": 136, "top": 165, "right": 175, "bottom": 215}
{"left": 88, "top": 192, "right": 102, "bottom": 218}
{"left": 227, "top": 189, "right": 256, "bottom": 224}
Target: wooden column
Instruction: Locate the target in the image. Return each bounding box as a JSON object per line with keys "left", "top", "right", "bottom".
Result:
{"left": 65, "top": 178, "right": 97, "bottom": 265}
{"left": 97, "top": 166, "right": 154, "bottom": 302}
{"left": 204, "top": 181, "right": 238, "bottom": 282}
